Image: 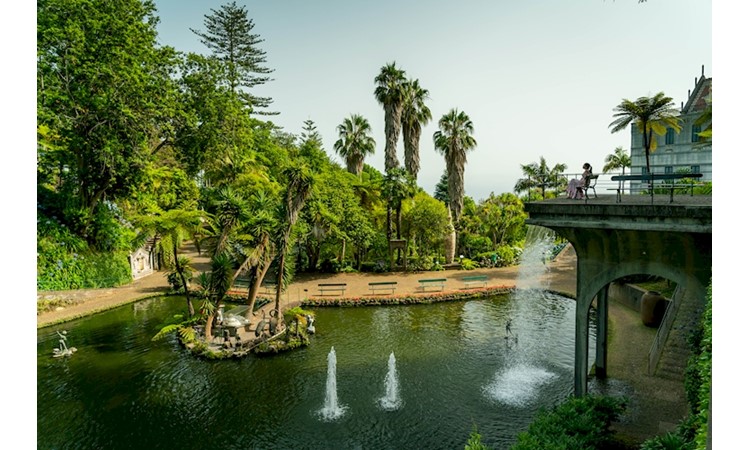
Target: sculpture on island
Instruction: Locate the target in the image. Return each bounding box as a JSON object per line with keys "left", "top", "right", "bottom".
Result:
{"left": 306, "top": 314, "right": 316, "bottom": 334}
{"left": 255, "top": 310, "right": 268, "bottom": 339}
{"left": 52, "top": 330, "right": 77, "bottom": 358}
{"left": 268, "top": 309, "right": 279, "bottom": 335}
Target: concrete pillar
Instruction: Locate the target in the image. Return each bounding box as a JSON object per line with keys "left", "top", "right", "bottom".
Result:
{"left": 574, "top": 295, "right": 590, "bottom": 397}
{"left": 595, "top": 285, "right": 609, "bottom": 378}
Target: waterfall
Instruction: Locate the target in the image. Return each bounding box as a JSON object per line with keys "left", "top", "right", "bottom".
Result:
{"left": 515, "top": 225, "right": 556, "bottom": 291}
{"left": 319, "top": 347, "right": 346, "bottom": 420}
{"left": 379, "top": 352, "right": 401, "bottom": 410}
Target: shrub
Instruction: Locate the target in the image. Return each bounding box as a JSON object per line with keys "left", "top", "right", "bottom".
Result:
{"left": 510, "top": 395, "right": 627, "bottom": 450}
{"left": 460, "top": 258, "right": 478, "bottom": 270}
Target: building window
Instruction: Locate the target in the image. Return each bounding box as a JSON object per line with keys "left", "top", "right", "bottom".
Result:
{"left": 691, "top": 124, "right": 702, "bottom": 142}
{"left": 664, "top": 166, "right": 673, "bottom": 174}
{"left": 665, "top": 127, "right": 675, "bottom": 145}
{"left": 641, "top": 166, "right": 648, "bottom": 175}
{"left": 691, "top": 165, "right": 700, "bottom": 174}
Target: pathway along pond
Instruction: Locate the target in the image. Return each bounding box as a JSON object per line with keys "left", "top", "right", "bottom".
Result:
{"left": 37, "top": 290, "right": 597, "bottom": 450}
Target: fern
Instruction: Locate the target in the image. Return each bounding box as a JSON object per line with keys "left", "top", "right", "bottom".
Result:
{"left": 152, "top": 323, "right": 181, "bottom": 341}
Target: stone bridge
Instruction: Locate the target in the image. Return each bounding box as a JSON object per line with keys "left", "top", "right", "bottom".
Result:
{"left": 525, "top": 194, "right": 712, "bottom": 396}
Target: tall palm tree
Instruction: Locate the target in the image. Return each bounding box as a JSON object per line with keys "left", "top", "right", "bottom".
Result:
{"left": 274, "top": 163, "right": 314, "bottom": 318}
{"left": 514, "top": 157, "right": 567, "bottom": 200}
{"left": 433, "top": 109, "right": 477, "bottom": 224}
{"left": 333, "top": 114, "right": 376, "bottom": 176}
{"left": 609, "top": 92, "right": 681, "bottom": 174}
{"left": 401, "top": 79, "right": 432, "bottom": 179}
{"left": 374, "top": 62, "right": 407, "bottom": 171}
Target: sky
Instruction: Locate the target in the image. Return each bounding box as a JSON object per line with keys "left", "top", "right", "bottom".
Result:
{"left": 5, "top": 2, "right": 750, "bottom": 446}
{"left": 151, "top": 0, "right": 712, "bottom": 200}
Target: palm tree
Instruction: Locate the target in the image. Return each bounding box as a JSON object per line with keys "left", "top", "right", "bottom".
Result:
{"left": 433, "top": 109, "right": 477, "bottom": 224}
{"left": 401, "top": 79, "right": 432, "bottom": 179}
{"left": 609, "top": 92, "right": 681, "bottom": 174}
{"left": 374, "top": 62, "right": 407, "bottom": 171}
{"left": 274, "top": 163, "right": 314, "bottom": 318}
{"left": 603, "top": 146, "right": 631, "bottom": 175}
{"left": 333, "top": 114, "right": 376, "bottom": 176}
{"left": 139, "top": 208, "right": 204, "bottom": 317}
{"left": 514, "top": 157, "right": 567, "bottom": 200}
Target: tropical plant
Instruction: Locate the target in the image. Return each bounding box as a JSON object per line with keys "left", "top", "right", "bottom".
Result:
{"left": 401, "top": 78, "right": 432, "bottom": 179}
{"left": 138, "top": 208, "right": 205, "bottom": 316}
{"left": 191, "top": 0, "right": 275, "bottom": 112}
{"left": 374, "top": 62, "right": 408, "bottom": 170}
{"left": 202, "top": 252, "right": 234, "bottom": 339}
{"left": 602, "top": 146, "right": 632, "bottom": 175}
{"left": 274, "top": 164, "right": 314, "bottom": 317}
{"left": 609, "top": 92, "right": 682, "bottom": 174}
{"left": 433, "top": 108, "right": 478, "bottom": 226}
{"left": 382, "top": 168, "right": 418, "bottom": 240}
{"left": 334, "top": 114, "right": 376, "bottom": 176}
{"left": 514, "top": 157, "right": 567, "bottom": 200}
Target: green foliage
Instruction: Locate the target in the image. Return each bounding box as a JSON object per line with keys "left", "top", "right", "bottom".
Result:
{"left": 37, "top": 216, "right": 132, "bottom": 290}
{"left": 640, "top": 431, "right": 688, "bottom": 450}
{"left": 510, "top": 395, "right": 627, "bottom": 450}
{"left": 680, "top": 282, "right": 711, "bottom": 449}
{"left": 283, "top": 306, "right": 314, "bottom": 325}
{"left": 465, "top": 425, "right": 491, "bottom": 450}
{"left": 460, "top": 258, "right": 478, "bottom": 270}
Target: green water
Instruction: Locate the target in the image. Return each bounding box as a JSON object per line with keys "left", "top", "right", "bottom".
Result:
{"left": 37, "top": 291, "right": 596, "bottom": 449}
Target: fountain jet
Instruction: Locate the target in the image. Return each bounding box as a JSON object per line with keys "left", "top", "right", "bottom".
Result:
{"left": 319, "top": 347, "right": 346, "bottom": 420}
{"left": 379, "top": 352, "right": 401, "bottom": 410}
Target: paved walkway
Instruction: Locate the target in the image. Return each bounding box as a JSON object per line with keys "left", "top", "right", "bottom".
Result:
{"left": 36, "top": 243, "right": 686, "bottom": 445}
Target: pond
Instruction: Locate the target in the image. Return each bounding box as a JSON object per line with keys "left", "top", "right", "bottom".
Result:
{"left": 37, "top": 289, "right": 596, "bottom": 450}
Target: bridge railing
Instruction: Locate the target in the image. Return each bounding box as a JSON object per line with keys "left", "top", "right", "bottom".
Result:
{"left": 554, "top": 170, "right": 711, "bottom": 199}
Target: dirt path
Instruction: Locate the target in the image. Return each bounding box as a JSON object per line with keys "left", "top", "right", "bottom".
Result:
{"left": 36, "top": 244, "right": 686, "bottom": 445}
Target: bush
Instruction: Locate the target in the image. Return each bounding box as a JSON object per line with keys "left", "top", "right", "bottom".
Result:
{"left": 510, "top": 395, "right": 627, "bottom": 450}
{"left": 460, "top": 258, "right": 478, "bottom": 270}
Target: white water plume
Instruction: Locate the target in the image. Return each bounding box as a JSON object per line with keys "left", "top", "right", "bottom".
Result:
{"left": 484, "top": 364, "right": 557, "bottom": 407}
{"left": 319, "top": 347, "right": 346, "bottom": 421}
{"left": 379, "top": 352, "right": 401, "bottom": 410}
{"left": 515, "top": 225, "right": 556, "bottom": 291}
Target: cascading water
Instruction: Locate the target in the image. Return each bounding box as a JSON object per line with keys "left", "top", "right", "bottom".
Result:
{"left": 484, "top": 225, "right": 560, "bottom": 406}
{"left": 319, "top": 346, "right": 346, "bottom": 421}
{"left": 379, "top": 352, "right": 401, "bottom": 410}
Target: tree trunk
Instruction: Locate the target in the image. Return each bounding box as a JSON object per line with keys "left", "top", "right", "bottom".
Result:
{"left": 444, "top": 209, "right": 455, "bottom": 264}
{"left": 246, "top": 262, "right": 271, "bottom": 320}
{"left": 173, "top": 244, "right": 194, "bottom": 317}
{"left": 275, "top": 252, "right": 286, "bottom": 317}
{"left": 340, "top": 238, "right": 346, "bottom": 262}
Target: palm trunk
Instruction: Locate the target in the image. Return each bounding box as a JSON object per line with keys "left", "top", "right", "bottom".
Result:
{"left": 275, "top": 251, "right": 286, "bottom": 317}
{"left": 173, "top": 245, "right": 194, "bottom": 317}
{"left": 445, "top": 209, "right": 455, "bottom": 264}
{"left": 246, "top": 262, "right": 271, "bottom": 320}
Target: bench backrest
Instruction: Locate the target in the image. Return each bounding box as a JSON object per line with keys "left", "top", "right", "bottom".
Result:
{"left": 318, "top": 283, "right": 346, "bottom": 287}
{"left": 369, "top": 281, "right": 396, "bottom": 285}
{"left": 419, "top": 278, "right": 446, "bottom": 282}
{"left": 611, "top": 173, "right": 703, "bottom": 182}
{"left": 584, "top": 174, "right": 598, "bottom": 188}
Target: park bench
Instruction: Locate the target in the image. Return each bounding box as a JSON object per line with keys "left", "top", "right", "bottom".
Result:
{"left": 462, "top": 275, "right": 488, "bottom": 289}
{"left": 611, "top": 173, "right": 703, "bottom": 204}
{"left": 418, "top": 278, "right": 446, "bottom": 292}
{"left": 369, "top": 281, "right": 397, "bottom": 294}
{"left": 318, "top": 283, "right": 347, "bottom": 296}
{"left": 576, "top": 174, "right": 599, "bottom": 202}
{"left": 233, "top": 277, "right": 251, "bottom": 289}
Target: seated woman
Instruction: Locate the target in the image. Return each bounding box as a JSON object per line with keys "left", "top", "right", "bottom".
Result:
{"left": 567, "top": 163, "right": 592, "bottom": 199}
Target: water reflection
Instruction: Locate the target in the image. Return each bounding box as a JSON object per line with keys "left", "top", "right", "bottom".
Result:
{"left": 38, "top": 292, "right": 596, "bottom": 450}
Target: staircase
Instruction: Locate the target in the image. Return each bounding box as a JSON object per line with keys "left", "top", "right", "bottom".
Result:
{"left": 649, "top": 285, "right": 706, "bottom": 380}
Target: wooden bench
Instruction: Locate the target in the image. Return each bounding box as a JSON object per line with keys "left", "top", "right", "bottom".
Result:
{"left": 576, "top": 174, "right": 599, "bottom": 202}
{"left": 418, "top": 278, "right": 446, "bottom": 292}
{"left": 369, "top": 281, "right": 397, "bottom": 294}
{"left": 462, "top": 275, "right": 488, "bottom": 289}
{"left": 318, "top": 283, "right": 346, "bottom": 296}
{"left": 611, "top": 173, "right": 703, "bottom": 204}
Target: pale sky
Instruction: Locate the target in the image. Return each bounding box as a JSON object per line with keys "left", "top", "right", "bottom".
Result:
{"left": 152, "top": 0, "right": 712, "bottom": 199}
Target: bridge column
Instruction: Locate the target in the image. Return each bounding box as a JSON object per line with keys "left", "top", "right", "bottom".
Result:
{"left": 595, "top": 285, "right": 609, "bottom": 378}
{"left": 574, "top": 294, "right": 590, "bottom": 397}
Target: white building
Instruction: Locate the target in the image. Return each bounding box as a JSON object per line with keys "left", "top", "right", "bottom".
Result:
{"left": 629, "top": 66, "right": 711, "bottom": 191}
